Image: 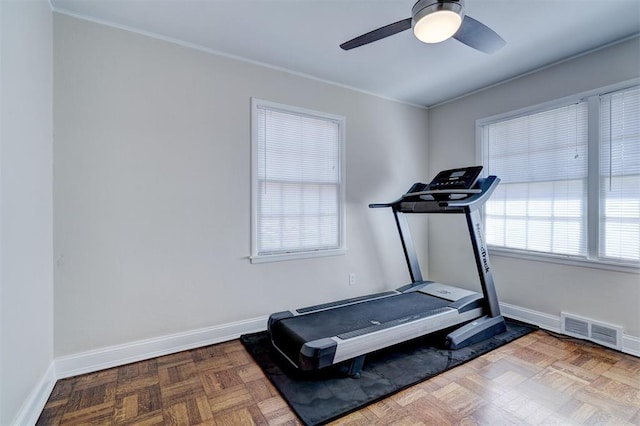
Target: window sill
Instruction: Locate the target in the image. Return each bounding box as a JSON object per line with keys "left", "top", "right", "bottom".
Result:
{"left": 250, "top": 248, "right": 347, "bottom": 264}
{"left": 488, "top": 246, "right": 640, "bottom": 275}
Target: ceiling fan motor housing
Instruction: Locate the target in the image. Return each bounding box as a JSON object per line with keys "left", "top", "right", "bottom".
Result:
{"left": 412, "top": 0, "right": 466, "bottom": 43}
{"left": 412, "top": 0, "right": 465, "bottom": 20}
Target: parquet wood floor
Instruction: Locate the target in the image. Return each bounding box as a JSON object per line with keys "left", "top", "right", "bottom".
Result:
{"left": 37, "top": 330, "right": 640, "bottom": 425}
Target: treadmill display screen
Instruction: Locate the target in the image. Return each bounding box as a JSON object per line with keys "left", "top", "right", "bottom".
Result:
{"left": 429, "top": 166, "right": 483, "bottom": 190}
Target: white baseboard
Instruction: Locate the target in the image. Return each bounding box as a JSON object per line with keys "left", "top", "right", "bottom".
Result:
{"left": 499, "top": 302, "right": 640, "bottom": 357}
{"left": 55, "top": 315, "right": 268, "bottom": 379}
{"left": 12, "top": 361, "right": 57, "bottom": 426}
{"left": 499, "top": 302, "right": 562, "bottom": 332}
{"left": 622, "top": 334, "right": 640, "bottom": 357}
{"left": 52, "top": 304, "right": 637, "bottom": 381}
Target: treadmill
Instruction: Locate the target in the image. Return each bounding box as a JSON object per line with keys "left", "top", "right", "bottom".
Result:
{"left": 268, "top": 166, "right": 507, "bottom": 377}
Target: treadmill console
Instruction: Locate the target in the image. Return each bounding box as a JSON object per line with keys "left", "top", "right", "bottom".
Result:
{"left": 370, "top": 166, "right": 499, "bottom": 216}
{"left": 428, "top": 166, "right": 483, "bottom": 190}
{"left": 401, "top": 166, "right": 484, "bottom": 201}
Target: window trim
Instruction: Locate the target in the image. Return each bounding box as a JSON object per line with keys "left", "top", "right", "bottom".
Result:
{"left": 476, "top": 78, "right": 640, "bottom": 274}
{"left": 249, "top": 98, "right": 347, "bottom": 264}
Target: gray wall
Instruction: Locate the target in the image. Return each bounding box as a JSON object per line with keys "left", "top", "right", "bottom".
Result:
{"left": 0, "top": 1, "right": 54, "bottom": 424}
{"left": 428, "top": 38, "right": 640, "bottom": 337}
{"left": 53, "top": 13, "right": 430, "bottom": 357}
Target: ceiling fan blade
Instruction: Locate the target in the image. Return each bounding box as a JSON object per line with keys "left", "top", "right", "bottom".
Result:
{"left": 453, "top": 15, "right": 505, "bottom": 54}
{"left": 340, "top": 18, "right": 412, "bottom": 50}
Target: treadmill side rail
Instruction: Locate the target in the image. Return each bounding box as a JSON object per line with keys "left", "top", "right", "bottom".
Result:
{"left": 296, "top": 290, "right": 399, "bottom": 314}
{"left": 447, "top": 294, "right": 484, "bottom": 313}
{"left": 418, "top": 282, "right": 479, "bottom": 302}
{"left": 331, "top": 307, "right": 483, "bottom": 364}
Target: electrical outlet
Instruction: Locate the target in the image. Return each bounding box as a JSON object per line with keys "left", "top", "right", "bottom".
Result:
{"left": 349, "top": 273, "right": 356, "bottom": 286}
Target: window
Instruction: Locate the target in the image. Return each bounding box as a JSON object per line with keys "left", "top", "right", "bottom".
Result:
{"left": 478, "top": 83, "right": 640, "bottom": 269}
{"left": 599, "top": 86, "right": 640, "bottom": 262}
{"left": 250, "top": 99, "right": 346, "bottom": 263}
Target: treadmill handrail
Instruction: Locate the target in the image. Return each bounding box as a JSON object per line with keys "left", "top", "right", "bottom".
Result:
{"left": 406, "top": 188, "right": 481, "bottom": 196}
{"left": 369, "top": 176, "right": 499, "bottom": 213}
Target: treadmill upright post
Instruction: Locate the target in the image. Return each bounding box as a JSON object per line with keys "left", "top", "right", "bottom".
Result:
{"left": 465, "top": 208, "right": 501, "bottom": 318}
{"left": 393, "top": 210, "right": 423, "bottom": 283}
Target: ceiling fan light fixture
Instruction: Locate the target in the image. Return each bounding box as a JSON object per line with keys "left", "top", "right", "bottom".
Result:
{"left": 412, "top": 0, "right": 464, "bottom": 44}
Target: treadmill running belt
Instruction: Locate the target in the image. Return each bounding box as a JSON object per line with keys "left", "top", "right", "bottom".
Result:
{"left": 270, "top": 292, "right": 451, "bottom": 366}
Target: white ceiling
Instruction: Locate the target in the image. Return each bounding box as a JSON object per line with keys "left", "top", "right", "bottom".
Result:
{"left": 51, "top": 0, "right": 640, "bottom": 107}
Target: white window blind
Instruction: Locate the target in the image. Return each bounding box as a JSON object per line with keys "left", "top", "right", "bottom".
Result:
{"left": 599, "top": 86, "right": 640, "bottom": 262}
{"left": 481, "top": 102, "right": 589, "bottom": 256}
{"left": 251, "top": 99, "right": 345, "bottom": 262}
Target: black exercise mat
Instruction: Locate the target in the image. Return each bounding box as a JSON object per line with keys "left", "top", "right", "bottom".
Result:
{"left": 240, "top": 319, "right": 536, "bottom": 425}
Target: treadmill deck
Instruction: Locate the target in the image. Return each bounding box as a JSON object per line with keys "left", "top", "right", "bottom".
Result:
{"left": 269, "top": 292, "right": 483, "bottom": 369}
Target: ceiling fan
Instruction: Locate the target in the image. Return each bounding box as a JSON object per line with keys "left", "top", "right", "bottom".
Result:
{"left": 340, "top": 0, "right": 505, "bottom": 54}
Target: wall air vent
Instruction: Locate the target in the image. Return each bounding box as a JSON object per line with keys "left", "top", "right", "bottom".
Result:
{"left": 591, "top": 324, "right": 620, "bottom": 347}
{"left": 563, "top": 316, "right": 589, "bottom": 338}
{"left": 561, "top": 312, "right": 622, "bottom": 350}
